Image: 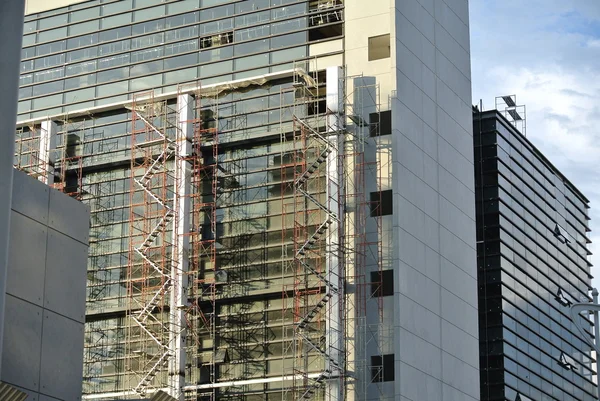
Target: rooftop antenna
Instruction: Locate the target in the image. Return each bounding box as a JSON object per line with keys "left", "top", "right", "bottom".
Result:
{"left": 495, "top": 95, "right": 527, "bottom": 136}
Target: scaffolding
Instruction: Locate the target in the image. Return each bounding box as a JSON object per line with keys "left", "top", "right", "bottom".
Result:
{"left": 127, "top": 91, "right": 179, "bottom": 397}
{"left": 13, "top": 66, "right": 392, "bottom": 401}
{"left": 495, "top": 94, "right": 527, "bottom": 137}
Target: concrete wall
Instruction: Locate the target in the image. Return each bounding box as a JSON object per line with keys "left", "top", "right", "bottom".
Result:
{"left": 1, "top": 169, "right": 90, "bottom": 401}
{"left": 0, "top": 0, "right": 25, "bottom": 379}
{"left": 344, "top": 0, "right": 478, "bottom": 399}
{"left": 392, "top": 0, "right": 479, "bottom": 400}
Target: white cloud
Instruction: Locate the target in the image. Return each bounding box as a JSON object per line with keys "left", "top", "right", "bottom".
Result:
{"left": 470, "top": 1, "right": 600, "bottom": 285}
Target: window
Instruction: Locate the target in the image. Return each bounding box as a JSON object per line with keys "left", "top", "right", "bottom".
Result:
{"left": 370, "top": 190, "right": 392, "bottom": 217}
{"left": 371, "top": 354, "right": 394, "bottom": 382}
{"left": 371, "top": 270, "right": 393, "bottom": 297}
{"left": 558, "top": 352, "right": 577, "bottom": 371}
{"left": 200, "top": 32, "right": 234, "bottom": 49}
{"left": 370, "top": 110, "right": 391, "bottom": 136}
{"left": 553, "top": 223, "right": 571, "bottom": 244}
{"left": 368, "top": 34, "right": 390, "bottom": 61}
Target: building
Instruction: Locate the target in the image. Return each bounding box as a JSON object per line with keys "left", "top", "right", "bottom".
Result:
{"left": 14, "top": 0, "right": 478, "bottom": 400}
{"left": 474, "top": 102, "right": 596, "bottom": 401}
{"left": 3, "top": 169, "right": 90, "bottom": 401}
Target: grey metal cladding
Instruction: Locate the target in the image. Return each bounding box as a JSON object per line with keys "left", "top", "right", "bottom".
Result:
{"left": 6, "top": 210, "right": 47, "bottom": 306}
{"left": 11, "top": 169, "right": 50, "bottom": 226}
{"left": 39, "top": 310, "right": 84, "bottom": 400}
{"left": 0, "top": 382, "right": 28, "bottom": 401}
{"left": 48, "top": 187, "right": 90, "bottom": 244}
{"left": 1, "top": 295, "right": 43, "bottom": 392}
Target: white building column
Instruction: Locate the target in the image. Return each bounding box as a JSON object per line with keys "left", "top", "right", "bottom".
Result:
{"left": 39, "top": 119, "right": 57, "bottom": 185}
{"left": 169, "top": 94, "right": 193, "bottom": 401}
{"left": 326, "top": 66, "right": 345, "bottom": 401}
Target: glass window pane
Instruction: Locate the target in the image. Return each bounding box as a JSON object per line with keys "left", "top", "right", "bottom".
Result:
{"left": 235, "top": 39, "right": 268, "bottom": 56}
{"left": 98, "top": 67, "right": 129, "bottom": 83}
{"left": 271, "top": 32, "right": 306, "bottom": 49}
{"left": 134, "top": 0, "right": 164, "bottom": 7}
{"left": 166, "top": 25, "right": 199, "bottom": 42}
{"left": 33, "top": 67, "right": 65, "bottom": 83}
{"left": 235, "top": 10, "right": 269, "bottom": 28}
{"left": 18, "top": 100, "right": 32, "bottom": 114}
{"left": 70, "top": 7, "right": 100, "bottom": 23}
{"left": 19, "top": 86, "right": 33, "bottom": 100}
{"left": 98, "top": 39, "right": 131, "bottom": 55}
{"left": 98, "top": 53, "right": 132, "bottom": 69}
{"left": 271, "top": 3, "right": 306, "bottom": 21}
{"left": 235, "top": 53, "right": 268, "bottom": 71}
{"left": 235, "top": 0, "right": 269, "bottom": 13}
{"left": 33, "top": 80, "right": 63, "bottom": 96}
{"left": 235, "top": 24, "right": 270, "bottom": 42}
{"left": 132, "top": 19, "right": 165, "bottom": 35}
{"left": 33, "top": 93, "right": 63, "bottom": 110}
{"left": 38, "top": 27, "right": 68, "bottom": 43}
{"left": 24, "top": 21, "right": 37, "bottom": 34}
{"left": 270, "top": 46, "right": 306, "bottom": 64}
{"left": 199, "top": 60, "right": 233, "bottom": 77}
{"left": 64, "top": 87, "right": 95, "bottom": 104}
{"left": 67, "top": 47, "right": 99, "bottom": 62}
{"left": 22, "top": 60, "right": 34, "bottom": 73}
{"left": 101, "top": 0, "right": 133, "bottom": 16}
{"left": 129, "top": 73, "right": 163, "bottom": 91}
{"left": 199, "top": 45, "right": 233, "bottom": 63}
{"left": 20, "top": 74, "right": 33, "bottom": 86}
{"left": 65, "top": 101, "right": 95, "bottom": 114}
{"left": 96, "top": 81, "right": 129, "bottom": 98}
{"left": 200, "top": 4, "right": 234, "bottom": 21}
{"left": 168, "top": 1, "right": 199, "bottom": 15}
{"left": 67, "top": 34, "right": 99, "bottom": 49}
{"left": 164, "top": 53, "right": 198, "bottom": 70}
{"left": 234, "top": 67, "right": 268, "bottom": 80}
{"left": 131, "top": 32, "right": 164, "bottom": 49}
{"left": 100, "top": 26, "right": 132, "bottom": 42}
{"left": 23, "top": 44, "right": 36, "bottom": 58}
{"left": 201, "top": 0, "right": 234, "bottom": 6}
{"left": 202, "top": 73, "right": 232, "bottom": 85}
{"left": 271, "top": 17, "right": 306, "bottom": 35}
{"left": 130, "top": 60, "right": 163, "bottom": 77}
{"left": 34, "top": 54, "right": 66, "bottom": 70}
{"left": 36, "top": 40, "right": 66, "bottom": 56}
{"left": 101, "top": 13, "right": 132, "bottom": 29}
{"left": 23, "top": 34, "right": 36, "bottom": 47}
{"left": 133, "top": 5, "right": 166, "bottom": 21}
{"left": 164, "top": 66, "right": 196, "bottom": 84}
{"left": 131, "top": 47, "right": 163, "bottom": 63}
{"left": 66, "top": 59, "right": 97, "bottom": 76}
{"left": 39, "top": 14, "right": 69, "bottom": 30}
{"left": 164, "top": 39, "right": 198, "bottom": 56}
{"left": 69, "top": 20, "right": 100, "bottom": 36}
{"left": 166, "top": 11, "right": 198, "bottom": 28}
{"left": 201, "top": 18, "right": 233, "bottom": 35}
{"left": 64, "top": 74, "right": 97, "bottom": 90}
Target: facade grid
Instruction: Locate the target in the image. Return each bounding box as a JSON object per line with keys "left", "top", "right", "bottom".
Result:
{"left": 474, "top": 109, "right": 596, "bottom": 401}
{"left": 14, "top": 0, "right": 481, "bottom": 400}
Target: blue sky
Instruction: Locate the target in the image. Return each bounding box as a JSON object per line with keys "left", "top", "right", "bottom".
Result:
{"left": 469, "top": 1, "right": 600, "bottom": 288}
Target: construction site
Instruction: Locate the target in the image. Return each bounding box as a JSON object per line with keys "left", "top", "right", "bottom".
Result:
{"left": 14, "top": 65, "right": 394, "bottom": 401}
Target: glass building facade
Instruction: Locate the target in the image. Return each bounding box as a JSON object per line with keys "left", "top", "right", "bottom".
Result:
{"left": 13, "top": 0, "right": 483, "bottom": 400}
{"left": 18, "top": 0, "right": 343, "bottom": 120}
{"left": 474, "top": 109, "right": 596, "bottom": 401}
{"left": 15, "top": 0, "right": 349, "bottom": 400}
